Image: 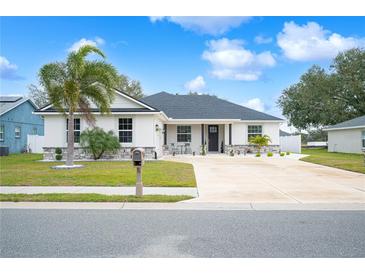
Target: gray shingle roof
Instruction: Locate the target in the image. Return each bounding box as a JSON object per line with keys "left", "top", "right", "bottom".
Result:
{"left": 324, "top": 115, "right": 365, "bottom": 130}
{"left": 0, "top": 96, "right": 22, "bottom": 102}
{"left": 0, "top": 96, "right": 36, "bottom": 116}
{"left": 141, "top": 92, "right": 282, "bottom": 120}
{"left": 280, "top": 130, "right": 292, "bottom": 136}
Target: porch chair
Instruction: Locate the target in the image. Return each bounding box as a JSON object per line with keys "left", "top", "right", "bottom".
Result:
{"left": 170, "top": 143, "right": 180, "bottom": 155}
{"left": 184, "top": 143, "right": 192, "bottom": 154}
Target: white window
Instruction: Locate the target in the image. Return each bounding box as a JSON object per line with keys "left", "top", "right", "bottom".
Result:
{"left": 0, "top": 125, "right": 4, "bottom": 141}
{"left": 66, "top": 118, "right": 81, "bottom": 143}
{"left": 248, "top": 125, "right": 262, "bottom": 140}
{"left": 177, "top": 125, "right": 191, "bottom": 142}
{"left": 15, "top": 126, "right": 21, "bottom": 138}
{"left": 119, "top": 118, "right": 133, "bottom": 143}
{"left": 362, "top": 131, "right": 365, "bottom": 148}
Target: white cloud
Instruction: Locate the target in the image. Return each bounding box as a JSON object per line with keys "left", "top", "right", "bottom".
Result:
{"left": 184, "top": 75, "right": 206, "bottom": 92}
{"left": 254, "top": 35, "right": 273, "bottom": 44}
{"left": 150, "top": 16, "right": 251, "bottom": 35}
{"left": 68, "top": 37, "right": 105, "bottom": 52}
{"left": 94, "top": 37, "right": 105, "bottom": 45}
{"left": 0, "top": 56, "right": 23, "bottom": 80}
{"left": 202, "top": 38, "right": 276, "bottom": 81}
{"left": 149, "top": 16, "right": 165, "bottom": 23}
{"left": 277, "top": 21, "right": 365, "bottom": 61}
{"left": 243, "top": 98, "right": 265, "bottom": 112}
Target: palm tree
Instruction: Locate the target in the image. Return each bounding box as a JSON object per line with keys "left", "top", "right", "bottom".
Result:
{"left": 249, "top": 135, "right": 272, "bottom": 154}
{"left": 39, "top": 45, "right": 120, "bottom": 166}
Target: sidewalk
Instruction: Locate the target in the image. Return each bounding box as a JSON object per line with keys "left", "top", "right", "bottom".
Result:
{"left": 1, "top": 201, "right": 364, "bottom": 210}
{"left": 0, "top": 186, "right": 198, "bottom": 197}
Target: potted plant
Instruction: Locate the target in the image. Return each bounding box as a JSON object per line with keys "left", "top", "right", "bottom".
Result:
{"left": 200, "top": 143, "right": 207, "bottom": 156}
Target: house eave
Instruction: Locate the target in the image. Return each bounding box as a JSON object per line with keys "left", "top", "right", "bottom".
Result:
{"left": 36, "top": 89, "right": 158, "bottom": 112}
{"left": 323, "top": 125, "right": 365, "bottom": 131}
{"left": 164, "top": 118, "right": 283, "bottom": 124}
{"left": 33, "top": 111, "right": 161, "bottom": 115}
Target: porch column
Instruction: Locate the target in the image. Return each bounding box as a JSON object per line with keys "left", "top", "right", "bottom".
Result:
{"left": 229, "top": 124, "right": 232, "bottom": 145}
{"left": 163, "top": 124, "right": 167, "bottom": 145}
{"left": 201, "top": 124, "right": 204, "bottom": 145}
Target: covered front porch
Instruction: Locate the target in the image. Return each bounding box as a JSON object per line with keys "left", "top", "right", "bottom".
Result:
{"left": 162, "top": 121, "right": 234, "bottom": 155}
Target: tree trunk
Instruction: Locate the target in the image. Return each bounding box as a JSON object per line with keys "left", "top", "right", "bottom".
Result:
{"left": 66, "top": 112, "right": 74, "bottom": 166}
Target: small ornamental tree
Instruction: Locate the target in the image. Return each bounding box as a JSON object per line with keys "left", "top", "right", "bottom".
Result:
{"left": 80, "top": 127, "right": 120, "bottom": 160}
{"left": 249, "top": 135, "right": 271, "bottom": 154}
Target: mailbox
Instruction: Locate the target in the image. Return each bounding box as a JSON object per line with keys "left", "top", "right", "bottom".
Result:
{"left": 132, "top": 148, "right": 145, "bottom": 166}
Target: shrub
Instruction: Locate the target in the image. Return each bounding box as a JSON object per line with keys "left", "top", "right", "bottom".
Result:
{"left": 267, "top": 152, "right": 273, "bottom": 157}
{"left": 200, "top": 144, "right": 207, "bottom": 156}
{"left": 286, "top": 151, "right": 291, "bottom": 155}
{"left": 80, "top": 127, "right": 120, "bottom": 160}
{"left": 249, "top": 135, "right": 272, "bottom": 154}
{"left": 280, "top": 152, "right": 285, "bottom": 157}
{"left": 255, "top": 153, "right": 261, "bottom": 157}
{"left": 229, "top": 149, "right": 234, "bottom": 156}
{"left": 55, "top": 154, "right": 62, "bottom": 161}
{"left": 55, "top": 147, "right": 62, "bottom": 155}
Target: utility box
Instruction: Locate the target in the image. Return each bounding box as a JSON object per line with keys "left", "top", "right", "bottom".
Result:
{"left": 0, "top": 146, "right": 9, "bottom": 156}
{"left": 132, "top": 148, "right": 145, "bottom": 166}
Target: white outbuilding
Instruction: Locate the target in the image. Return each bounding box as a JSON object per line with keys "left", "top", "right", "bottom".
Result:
{"left": 323, "top": 115, "right": 365, "bottom": 154}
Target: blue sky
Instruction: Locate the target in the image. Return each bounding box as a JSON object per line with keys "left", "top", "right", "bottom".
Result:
{"left": 1, "top": 16, "right": 365, "bottom": 119}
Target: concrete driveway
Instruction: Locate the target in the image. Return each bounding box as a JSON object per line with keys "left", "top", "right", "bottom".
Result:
{"left": 165, "top": 154, "right": 365, "bottom": 203}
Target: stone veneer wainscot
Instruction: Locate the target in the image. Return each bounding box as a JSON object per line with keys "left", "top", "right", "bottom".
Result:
{"left": 43, "top": 147, "right": 157, "bottom": 161}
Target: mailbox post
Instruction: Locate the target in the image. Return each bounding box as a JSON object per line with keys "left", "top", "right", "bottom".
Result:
{"left": 132, "top": 148, "right": 145, "bottom": 197}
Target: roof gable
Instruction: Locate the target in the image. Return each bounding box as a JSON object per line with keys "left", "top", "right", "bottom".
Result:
{"left": 142, "top": 92, "right": 282, "bottom": 121}
{"left": 324, "top": 115, "right": 365, "bottom": 130}
{"left": 0, "top": 97, "right": 37, "bottom": 116}
{"left": 36, "top": 89, "right": 157, "bottom": 113}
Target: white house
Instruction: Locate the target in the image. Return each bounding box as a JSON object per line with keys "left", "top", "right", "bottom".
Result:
{"left": 324, "top": 115, "right": 365, "bottom": 154}
{"left": 35, "top": 90, "right": 283, "bottom": 160}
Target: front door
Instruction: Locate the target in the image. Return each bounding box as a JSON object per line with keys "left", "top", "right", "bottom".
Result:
{"left": 208, "top": 125, "right": 219, "bottom": 152}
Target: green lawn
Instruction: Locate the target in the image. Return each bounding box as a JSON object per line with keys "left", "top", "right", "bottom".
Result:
{"left": 0, "top": 193, "right": 193, "bottom": 203}
{"left": 0, "top": 154, "right": 196, "bottom": 187}
{"left": 301, "top": 148, "right": 365, "bottom": 174}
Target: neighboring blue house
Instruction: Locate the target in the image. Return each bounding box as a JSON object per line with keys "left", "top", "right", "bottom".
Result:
{"left": 0, "top": 96, "right": 44, "bottom": 154}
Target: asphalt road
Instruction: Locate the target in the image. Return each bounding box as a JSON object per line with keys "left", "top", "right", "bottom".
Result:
{"left": 1, "top": 209, "right": 364, "bottom": 258}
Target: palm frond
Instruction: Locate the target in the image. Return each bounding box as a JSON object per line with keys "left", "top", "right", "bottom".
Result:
{"left": 81, "top": 61, "right": 119, "bottom": 90}
{"left": 76, "top": 45, "right": 105, "bottom": 59}
{"left": 80, "top": 85, "right": 112, "bottom": 114}
{"left": 39, "top": 45, "right": 119, "bottom": 120}
{"left": 78, "top": 96, "right": 95, "bottom": 125}
{"left": 39, "top": 62, "right": 68, "bottom": 113}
